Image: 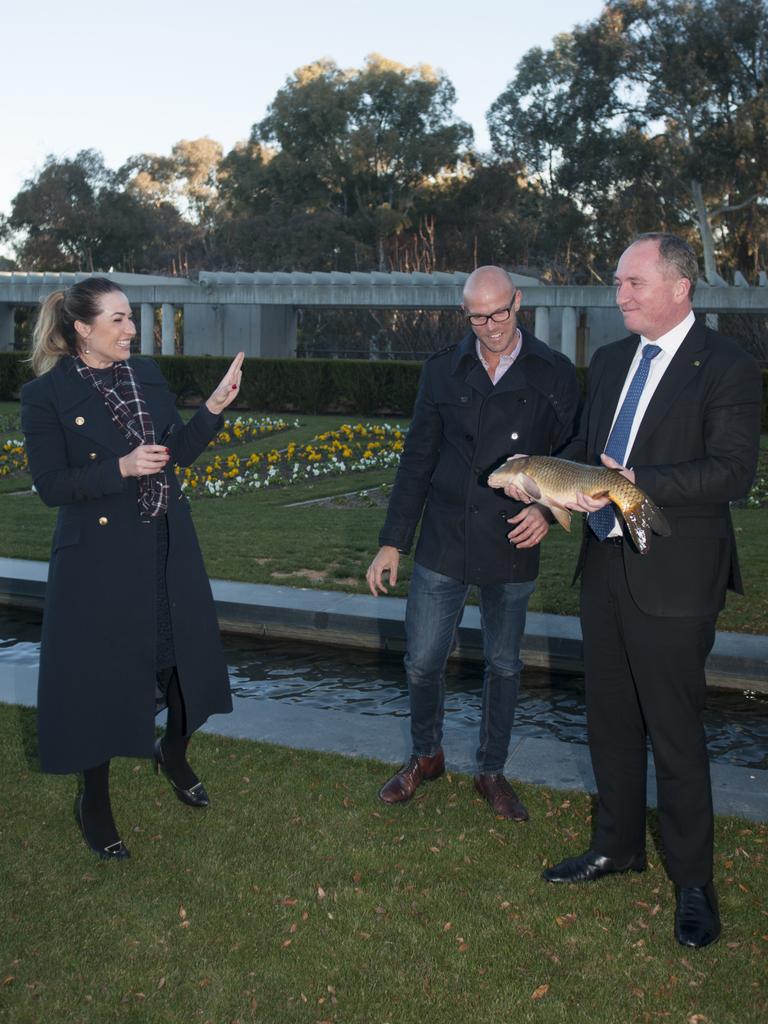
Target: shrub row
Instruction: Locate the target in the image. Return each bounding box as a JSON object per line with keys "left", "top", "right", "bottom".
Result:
{"left": 1, "top": 352, "right": 765, "bottom": 428}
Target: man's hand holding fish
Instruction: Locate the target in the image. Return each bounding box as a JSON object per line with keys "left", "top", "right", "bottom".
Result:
{"left": 564, "top": 454, "right": 634, "bottom": 513}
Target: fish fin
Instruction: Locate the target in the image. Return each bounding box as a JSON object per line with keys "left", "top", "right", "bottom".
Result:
{"left": 620, "top": 499, "right": 671, "bottom": 554}
{"left": 548, "top": 504, "right": 572, "bottom": 532}
{"left": 651, "top": 507, "right": 671, "bottom": 537}
{"left": 518, "top": 472, "right": 542, "bottom": 501}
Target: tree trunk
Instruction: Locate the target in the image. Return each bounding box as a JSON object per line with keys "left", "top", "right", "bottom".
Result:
{"left": 690, "top": 179, "right": 719, "bottom": 283}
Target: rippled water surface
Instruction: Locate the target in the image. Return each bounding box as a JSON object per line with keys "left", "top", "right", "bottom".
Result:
{"left": 2, "top": 608, "right": 766, "bottom": 769}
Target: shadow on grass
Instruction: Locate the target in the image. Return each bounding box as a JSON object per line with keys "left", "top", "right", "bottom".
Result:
{"left": 13, "top": 702, "right": 40, "bottom": 771}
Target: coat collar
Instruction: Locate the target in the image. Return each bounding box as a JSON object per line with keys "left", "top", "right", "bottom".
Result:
{"left": 450, "top": 327, "right": 555, "bottom": 375}
{"left": 49, "top": 356, "right": 173, "bottom": 452}
{"left": 51, "top": 355, "right": 164, "bottom": 411}
{"left": 450, "top": 328, "right": 556, "bottom": 397}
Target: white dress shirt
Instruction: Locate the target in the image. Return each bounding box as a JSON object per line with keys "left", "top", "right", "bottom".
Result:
{"left": 605, "top": 310, "right": 695, "bottom": 537}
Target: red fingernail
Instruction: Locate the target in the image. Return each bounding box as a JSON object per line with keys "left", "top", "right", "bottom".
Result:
{"left": 165, "top": 447, "right": 170, "bottom": 453}
{"left": 231, "top": 384, "right": 237, "bottom": 390}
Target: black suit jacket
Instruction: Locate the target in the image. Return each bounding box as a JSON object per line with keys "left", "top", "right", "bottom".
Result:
{"left": 562, "top": 320, "right": 761, "bottom": 617}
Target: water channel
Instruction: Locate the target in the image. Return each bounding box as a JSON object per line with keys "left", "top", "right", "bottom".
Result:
{"left": 1, "top": 608, "right": 766, "bottom": 770}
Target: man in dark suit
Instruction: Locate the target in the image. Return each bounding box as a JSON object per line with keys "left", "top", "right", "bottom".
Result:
{"left": 366, "top": 266, "right": 580, "bottom": 821}
{"left": 539, "top": 234, "right": 761, "bottom": 947}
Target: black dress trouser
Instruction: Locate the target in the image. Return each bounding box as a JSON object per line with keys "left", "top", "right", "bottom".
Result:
{"left": 580, "top": 538, "right": 716, "bottom": 887}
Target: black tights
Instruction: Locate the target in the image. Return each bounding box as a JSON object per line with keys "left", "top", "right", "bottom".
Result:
{"left": 80, "top": 669, "right": 198, "bottom": 846}
{"left": 81, "top": 761, "right": 118, "bottom": 850}
{"left": 160, "top": 668, "right": 198, "bottom": 790}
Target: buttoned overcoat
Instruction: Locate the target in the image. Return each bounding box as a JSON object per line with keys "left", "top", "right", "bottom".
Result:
{"left": 379, "top": 329, "right": 580, "bottom": 585}
{"left": 21, "top": 356, "right": 232, "bottom": 774}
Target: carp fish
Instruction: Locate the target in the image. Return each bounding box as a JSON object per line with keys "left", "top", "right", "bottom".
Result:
{"left": 487, "top": 455, "right": 671, "bottom": 554}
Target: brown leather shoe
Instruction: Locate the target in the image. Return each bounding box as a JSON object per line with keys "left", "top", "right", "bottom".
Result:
{"left": 378, "top": 749, "right": 445, "bottom": 804}
{"left": 474, "top": 773, "right": 529, "bottom": 821}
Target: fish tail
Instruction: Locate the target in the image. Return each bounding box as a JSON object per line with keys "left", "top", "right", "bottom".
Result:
{"left": 620, "top": 497, "right": 671, "bottom": 554}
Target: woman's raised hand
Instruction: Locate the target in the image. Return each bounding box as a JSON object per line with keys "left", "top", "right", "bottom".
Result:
{"left": 205, "top": 352, "right": 245, "bottom": 415}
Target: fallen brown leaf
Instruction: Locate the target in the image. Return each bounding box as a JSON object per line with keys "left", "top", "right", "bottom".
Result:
{"left": 531, "top": 984, "right": 550, "bottom": 1000}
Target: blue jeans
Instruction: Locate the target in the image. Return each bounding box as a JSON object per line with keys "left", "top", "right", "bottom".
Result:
{"left": 404, "top": 562, "right": 536, "bottom": 773}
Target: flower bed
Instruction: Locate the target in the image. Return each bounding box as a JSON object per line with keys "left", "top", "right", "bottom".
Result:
{"left": 0, "top": 439, "right": 26, "bottom": 478}
{"left": 179, "top": 422, "right": 405, "bottom": 497}
{"left": 0, "top": 416, "right": 293, "bottom": 481}
{"left": 206, "top": 415, "right": 296, "bottom": 450}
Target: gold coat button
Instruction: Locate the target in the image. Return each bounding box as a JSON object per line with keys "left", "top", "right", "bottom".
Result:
{"left": 98, "top": 516, "right": 108, "bottom": 526}
{"left": 75, "top": 416, "right": 85, "bottom": 426}
{"left": 88, "top": 452, "right": 98, "bottom": 460}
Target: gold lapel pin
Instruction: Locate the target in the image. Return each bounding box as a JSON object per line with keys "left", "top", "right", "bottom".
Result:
{"left": 692, "top": 360, "right": 701, "bottom": 367}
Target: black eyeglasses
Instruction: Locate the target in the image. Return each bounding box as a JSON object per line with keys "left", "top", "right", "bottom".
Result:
{"left": 465, "top": 306, "right": 513, "bottom": 327}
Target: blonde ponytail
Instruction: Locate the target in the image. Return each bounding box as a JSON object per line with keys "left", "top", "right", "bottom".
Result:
{"left": 30, "top": 291, "right": 72, "bottom": 376}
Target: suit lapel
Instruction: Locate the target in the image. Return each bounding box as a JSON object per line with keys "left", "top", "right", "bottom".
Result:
{"left": 628, "top": 321, "right": 709, "bottom": 460}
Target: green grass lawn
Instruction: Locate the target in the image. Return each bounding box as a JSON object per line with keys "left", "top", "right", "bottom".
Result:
{"left": 1, "top": 406, "right": 766, "bottom": 633}
{"left": 1, "top": 704, "right": 766, "bottom": 1024}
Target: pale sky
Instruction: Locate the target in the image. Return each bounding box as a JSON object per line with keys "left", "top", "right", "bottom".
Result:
{"left": 2, "top": 0, "right": 606, "bottom": 227}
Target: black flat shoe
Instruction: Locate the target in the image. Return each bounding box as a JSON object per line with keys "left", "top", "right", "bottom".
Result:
{"left": 154, "top": 738, "right": 210, "bottom": 808}
{"left": 77, "top": 795, "right": 130, "bottom": 861}
{"left": 542, "top": 848, "right": 646, "bottom": 883}
{"left": 675, "top": 882, "right": 721, "bottom": 948}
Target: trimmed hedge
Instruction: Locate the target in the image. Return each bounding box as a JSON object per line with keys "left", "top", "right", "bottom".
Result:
{"left": 1, "top": 352, "right": 765, "bottom": 428}
{"left": 0, "top": 353, "right": 427, "bottom": 417}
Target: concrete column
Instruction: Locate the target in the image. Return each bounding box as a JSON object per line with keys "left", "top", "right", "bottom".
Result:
{"left": 140, "top": 304, "right": 154, "bottom": 355}
{"left": 561, "top": 306, "right": 578, "bottom": 363}
{"left": 534, "top": 306, "right": 550, "bottom": 343}
{"left": 184, "top": 304, "right": 222, "bottom": 355}
{"left": 0, "top": 304, "right": 14, "bottom": 351}
{"left": 161, "top": 303, "right": 175, "bottom": 356}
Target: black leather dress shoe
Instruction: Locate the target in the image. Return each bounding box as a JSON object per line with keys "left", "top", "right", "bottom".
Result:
{"left": 542, "top": 848, "right": 646, "bottom": 883}
{"left": 675, "top": 882, "right": 721, "bottom": 948}
{"left": 154, "top": 738, "right": 210, "bottom": 808}
{"left": 77, "top": 795, "right": 130, "bottom": 861}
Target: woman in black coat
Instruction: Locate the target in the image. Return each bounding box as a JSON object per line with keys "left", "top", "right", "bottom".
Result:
{"left": 22, "top": 277, "right": 244, "bottom": 860}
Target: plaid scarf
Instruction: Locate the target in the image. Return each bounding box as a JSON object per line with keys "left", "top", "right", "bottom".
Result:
{"left": 74, "top": 358, "right": 168, "bottom": 518}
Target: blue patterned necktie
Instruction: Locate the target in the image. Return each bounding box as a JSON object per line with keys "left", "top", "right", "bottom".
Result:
{"left": 588, "top": 343, "right": 662, "bottom": 540}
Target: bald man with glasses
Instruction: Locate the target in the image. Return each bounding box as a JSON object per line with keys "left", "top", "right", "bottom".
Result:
{"left": 366, "top": 265, "right": 580, "bottom": 819}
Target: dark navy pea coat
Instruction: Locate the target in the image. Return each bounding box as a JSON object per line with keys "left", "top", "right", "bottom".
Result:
{"left": 21, "top": 356, "right": 232, "bottom": 774}
{"left": 379, "top": 329, "right": 580, "bottom": 585}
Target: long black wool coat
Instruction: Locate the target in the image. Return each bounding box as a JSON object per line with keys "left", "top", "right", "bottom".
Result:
{"left": 21, "top": 356, "right": 232, "bottom": 774}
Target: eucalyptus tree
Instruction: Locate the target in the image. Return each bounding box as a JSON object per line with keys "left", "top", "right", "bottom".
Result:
{"left": 488, "top": 0, "right": 768, "bottom": 280}
{"left": 4, "top": 149, "right": 190, "bottom": 273}
{"left": 234, "top": 54, "right": 472, "bottom": 270}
